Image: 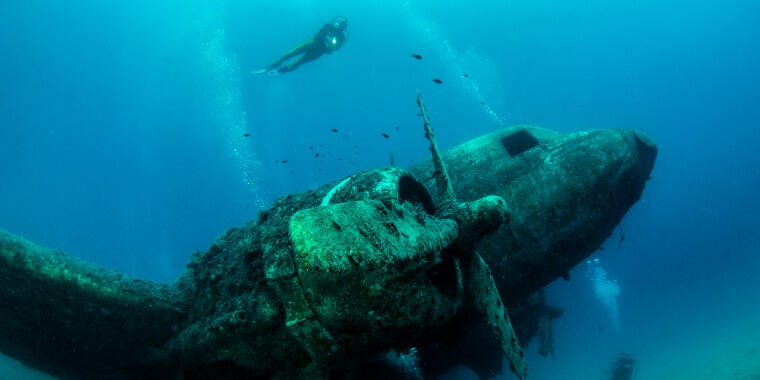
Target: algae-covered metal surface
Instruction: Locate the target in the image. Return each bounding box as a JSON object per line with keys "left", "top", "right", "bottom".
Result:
{"left": 289, "top": 200, "right": 457, "bottom": 272}
{"left": 410, "top": 126, "right": 657, "bottom": 304}
{"left": 0, "top": 119, "right": 655, "bottom": 379}
{"left": 0, "top": 229, "right": 185, "bottom": 379}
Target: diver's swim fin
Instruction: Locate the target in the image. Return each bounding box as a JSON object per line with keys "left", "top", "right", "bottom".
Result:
{"left": 252, "top": 68, "right": 279, "bottom": 76}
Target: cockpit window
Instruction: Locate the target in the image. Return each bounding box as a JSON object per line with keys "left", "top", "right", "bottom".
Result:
{"left": 501, "top": 130, "right": 539, "bottom": 157}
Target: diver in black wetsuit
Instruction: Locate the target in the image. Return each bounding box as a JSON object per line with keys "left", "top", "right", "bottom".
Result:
{"left": 253, "top": 17, "right": 348, "bottom": 75}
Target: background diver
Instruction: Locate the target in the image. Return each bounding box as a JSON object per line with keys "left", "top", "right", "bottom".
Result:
{"left": 253, "top": 16, "right": 348, "bottom": 75}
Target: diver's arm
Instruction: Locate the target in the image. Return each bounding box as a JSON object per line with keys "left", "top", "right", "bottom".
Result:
{"left": 335, "top": 31, "right": 347, "bottom": 50}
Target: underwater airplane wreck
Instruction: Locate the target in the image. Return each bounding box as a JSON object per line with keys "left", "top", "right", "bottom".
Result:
{"left": 0, "top": 94, "right": 656, "bottom": 379}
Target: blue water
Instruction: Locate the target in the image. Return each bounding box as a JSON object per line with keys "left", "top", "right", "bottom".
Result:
{"left": 1, "top": 0, "right": 758, "bottom": 378}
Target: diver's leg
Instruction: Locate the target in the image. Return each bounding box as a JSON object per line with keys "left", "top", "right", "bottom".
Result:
{"left": 278, "top": 51, "right": 322, "bottom": 73}
{"left": 267, "top": 40, "right": 315, "bottom": 70}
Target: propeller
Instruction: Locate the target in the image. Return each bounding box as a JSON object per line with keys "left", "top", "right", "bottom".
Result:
{"left": 417, "top": 91, "right": 527, "bottom": 379}
{"left": 278, "top": 92, "right": 526, "bottom": 378}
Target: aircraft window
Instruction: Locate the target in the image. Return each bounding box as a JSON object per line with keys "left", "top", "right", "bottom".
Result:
{"left": 501, "top": 130, "right": 539, "bottom": 157}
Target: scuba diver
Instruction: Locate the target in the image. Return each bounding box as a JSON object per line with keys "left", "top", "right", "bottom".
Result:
{"left": 253, "top": 17, "right": 348, "bottom": 75}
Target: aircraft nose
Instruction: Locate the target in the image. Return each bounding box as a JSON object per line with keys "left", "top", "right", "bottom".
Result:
{"left": 606, "top": 129, "right": 658, "bottom": 215}
{"left": 633, "top": 130, "right": 657, "bottom": 175}
{"left": 622, "top": 130, "right": 657, "bottom": 181}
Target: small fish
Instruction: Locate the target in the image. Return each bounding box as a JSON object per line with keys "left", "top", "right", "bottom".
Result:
{"left": 274, "top": 160, "right": 279, "bottom": 163}
{"left": 338, "top": 157, "right": 342, "bottom": 161}
{"left": 395, "top": 125, "right": 399, "bottom": 131}
{"left": 480, "top": 101, "right": 486, "bottom": 104}
{"left": 315, "top": 153, "right": 320, "bottom": 158}
{"left": 281, "top": 160, "right": 288, "bottom": 164}
{"left": 381, "top": 133, "right": 390, "bottom": 139}
{"left": 309, "top": 146, "right": 314, "bottom": 150}
{"left": 243, "top": 133, "right": 251, "bottom": 137}
{"left": 462, "top": 73, "right": 469, "bottom": 78}
{"left": 331, "top": 128, "right": 338, "bottom": 133}
{"left": 432, "top": 78, "right": 443, "bottom": 84}
{"left": 416, "top": 113, "right": 422, "bottom": 117}
{"left": 411, "top": 53, "right": 422, "bottom": 60}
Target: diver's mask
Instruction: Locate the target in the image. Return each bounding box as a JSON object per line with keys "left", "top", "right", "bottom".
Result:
{"left": 332, "top": 16, "right": 348, "bottom": 31}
